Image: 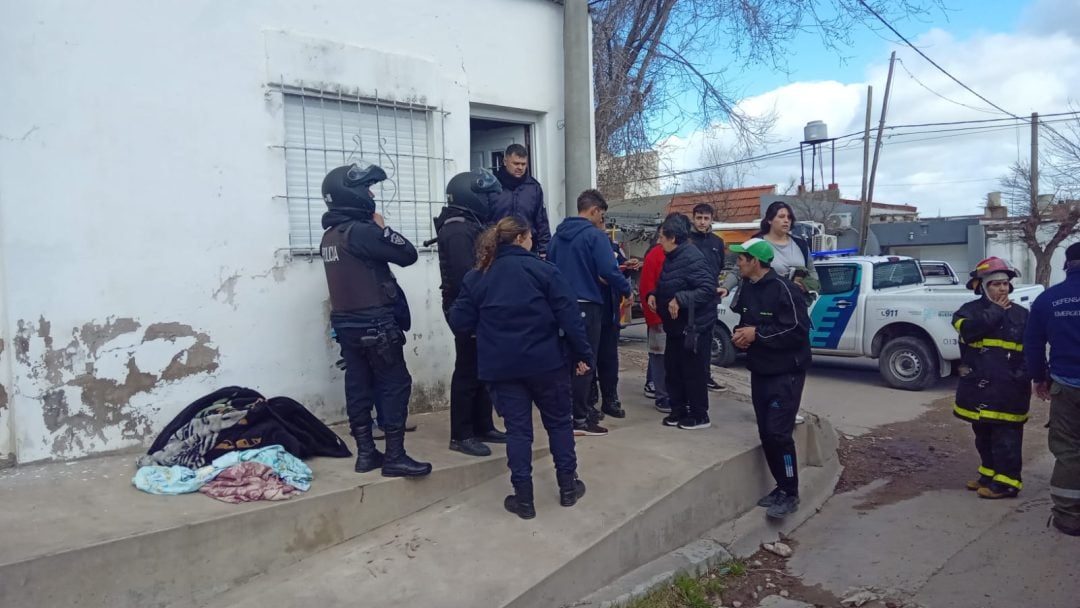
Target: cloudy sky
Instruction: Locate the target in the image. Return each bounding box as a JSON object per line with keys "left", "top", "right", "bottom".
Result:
{"left": 657, "top": 0, "right": 1080, "bottom": 217}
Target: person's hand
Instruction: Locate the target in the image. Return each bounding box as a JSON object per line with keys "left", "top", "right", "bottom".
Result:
{"left": 668, "top": 298, "right": 680, "bottom": 319}
{"left": 992, "top": 292, "right": 1011, "bottom": 309}
{"left": 732, "top": 326, "right": 756, "bottom": 348}
{"left": 625, "top": 258, "right": 642, "bottom": 271}
{"left": 373, "top": 212, "right": 386, "bottom": 228}
{"left": 1035, "top": 381, "right": 1051, "bottom": 401}
{"left": 717, "top": 287, "right": 728, "bottom": 298}
{"left": 575, "top": 361, "right": 591, "bottom": 376}
{"left": 647, "top": 294, "right": 657, "bottom": 312}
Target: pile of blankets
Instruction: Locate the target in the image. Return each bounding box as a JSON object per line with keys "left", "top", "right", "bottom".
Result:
{"left": 133, "top": 386, "right": 352, "bottom": 504}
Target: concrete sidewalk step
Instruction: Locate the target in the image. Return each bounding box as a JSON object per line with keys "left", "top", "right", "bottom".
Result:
{"left": 201, "top": 410, "right": 840, "bottom": 608}
{"left": 0, "top": 409, "right": 542, "bottom": 608}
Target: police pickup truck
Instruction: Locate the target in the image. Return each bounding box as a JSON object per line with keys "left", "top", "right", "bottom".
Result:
{"left": 713, "top": 255, "right": 1044, "bottom": 391}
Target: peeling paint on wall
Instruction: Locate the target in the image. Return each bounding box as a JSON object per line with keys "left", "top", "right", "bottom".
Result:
{"left": 13, "top": 316, "right": 221, "bottom": 457}
{"left": 409, "top": 379, "right": 448, "bottom": 414}
{"left": 213, "top": 273, "right": 241, "bottom": 309}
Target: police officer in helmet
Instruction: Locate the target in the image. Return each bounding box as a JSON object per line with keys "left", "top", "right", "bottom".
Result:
{"left": 436, "top": 169, "right": 508, "bottom": 457}
{"left": 320, "top": 162, "right": 431, "bottom": 478}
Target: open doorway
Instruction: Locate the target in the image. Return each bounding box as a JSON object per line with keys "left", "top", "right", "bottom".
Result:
{"left": 469, "top": 117, "right": 532, "bottom": 174}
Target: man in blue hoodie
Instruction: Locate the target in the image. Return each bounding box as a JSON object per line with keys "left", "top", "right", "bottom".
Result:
{"left": 1025, "top": 242, "right": 1080, "bottom": 536}
{"left": 548, "top": 189, "right": 633, "bottom": 436}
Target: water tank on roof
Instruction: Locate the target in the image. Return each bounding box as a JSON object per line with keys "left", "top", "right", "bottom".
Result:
{"left": 803, "top": 120, "right": 829, "bottom": 143}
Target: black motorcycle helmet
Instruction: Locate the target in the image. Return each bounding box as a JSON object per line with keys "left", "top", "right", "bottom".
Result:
{"left": 321, "top": 162, "right": 388, "bottom": 213}
{"left": 445, "top": 168, "right": 501, "bottom": 222}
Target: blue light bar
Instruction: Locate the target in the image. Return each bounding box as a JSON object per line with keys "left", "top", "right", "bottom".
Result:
{"left": 811, "top": 248, "right": 858, "bottom": 258}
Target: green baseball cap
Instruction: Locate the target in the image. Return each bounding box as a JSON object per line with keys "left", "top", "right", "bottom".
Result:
{"left": 730, "top": 237, "right": 774, "bottom": 263}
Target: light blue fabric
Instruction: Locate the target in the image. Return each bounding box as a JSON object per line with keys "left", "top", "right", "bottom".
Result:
{"left": 132, "top": 445, "right": 313, "bottom": 495}
{"left": 132, "top": 464, "right": 221, "bottom": 495}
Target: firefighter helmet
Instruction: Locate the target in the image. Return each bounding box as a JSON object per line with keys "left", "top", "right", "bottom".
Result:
{"left": 966, "top": 256, "right": 1019, "bottom": 294}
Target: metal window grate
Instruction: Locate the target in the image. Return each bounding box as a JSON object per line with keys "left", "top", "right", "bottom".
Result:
{"left": 277, "top": 87, "right": 445, "bottom": 252}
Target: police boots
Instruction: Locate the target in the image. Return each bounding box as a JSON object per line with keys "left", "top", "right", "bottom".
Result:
{"left": 504, "top": 482, "right": 536, "bottom": 520}
{"left": 557, "top": 471, "right": 586, "bottom": 507}
{"left": 381, "top": 428, "right": 432, "bottom": 478}
{"left": 350, "top": 423, "right": 384, "bottom": 474}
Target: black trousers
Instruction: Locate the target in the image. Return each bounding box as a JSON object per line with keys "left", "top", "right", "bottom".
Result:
{"left": 336, "top": 325, "right": 411, "bottom": 433}
{"left": 450, "top": 334, "right": 496, "bottom": 441}
{"left": 571, "top": 302, "right": 604, "bottom": 423}
{"left": 489, "top": 367, "right": 577, "bottom": 490}
{"left": 972, "top": 421, "right": 1024, "bottom": 491}
{"left": 597, "top": 315, "right": 620, "bottom": 404}
{"left": 750, "top": 371, "right": 805, "bottom": 496}
{"left": 664, "top": 326, "right": 711, "bottom": 420}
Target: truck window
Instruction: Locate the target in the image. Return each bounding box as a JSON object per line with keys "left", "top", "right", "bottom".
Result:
{"left": 872, "top": 260, "right": 923, "bottom": 289}
{"left": 818, "top": 265, "right": 857, "bottom": 294}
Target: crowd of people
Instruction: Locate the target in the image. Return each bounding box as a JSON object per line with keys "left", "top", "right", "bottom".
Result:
{"left": 317, "top": 145, "right": 1080, "bottom": 534}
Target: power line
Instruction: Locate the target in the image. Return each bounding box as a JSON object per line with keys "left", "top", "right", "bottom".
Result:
{"left": 895, "top": 58, "right": 1001, "bottom": 115}
{"left": 855, "top": 0, "right": 1015, "bottom": 117}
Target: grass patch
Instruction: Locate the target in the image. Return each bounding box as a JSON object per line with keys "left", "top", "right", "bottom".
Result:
{"left": 620, "top": 560, "right": 746, "bottom": 608}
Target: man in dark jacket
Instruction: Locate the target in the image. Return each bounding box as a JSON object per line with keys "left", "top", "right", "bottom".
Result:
{"left": 548, "top": 189, "right": 633, "bottom": 436}
{"left": 1025, "top": 242, "right": 1080, "bottom": 536}
{"left": 689, "top": 203, "right": 727, "bottom": 392}
{"left": 435, "top": 169, "right": 507, "bottom": 458}
{"left": 320, "top": 162, "right": 431, "bottom": 478}
{"left": 489, "top": 144, "right": 551, "bottom": 256}
{"left": 646, "top": 213, "right": 716, "bottom": 430}
{"left": 729, "top": 237, "right": 812, "bottom": 519}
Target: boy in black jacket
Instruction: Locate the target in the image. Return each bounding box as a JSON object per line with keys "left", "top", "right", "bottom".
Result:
{"left": 729, "top": 237, "right": 812, "bottom": 519}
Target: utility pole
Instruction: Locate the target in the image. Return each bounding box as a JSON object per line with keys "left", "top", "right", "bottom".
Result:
{"left": 1031, "top": 112, "right": 1039, "bottom": 216}
{"left": 860, "top": 51, "right": 896, "bottom": 255}
{"left": 858, "top": 85, "right": 873, "bottom": 224}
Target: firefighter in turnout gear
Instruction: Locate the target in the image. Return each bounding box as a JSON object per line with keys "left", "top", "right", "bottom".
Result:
{"left": 952, "top": 256, "right": 1030, "bottom": 499}
{"left": 320, "top": 162, "right": 432, "bottom": 479}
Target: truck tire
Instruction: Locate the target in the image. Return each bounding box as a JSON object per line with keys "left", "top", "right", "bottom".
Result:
{"left": 711, "top": 324, "right": 736, "bottom": 367}
{"left": 879, "top": 336, "right": 938, "bottom": 391}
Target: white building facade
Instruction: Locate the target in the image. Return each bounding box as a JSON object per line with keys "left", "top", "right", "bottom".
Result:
{"left": 0, "top": 0, "right": 591, "bottom": 464}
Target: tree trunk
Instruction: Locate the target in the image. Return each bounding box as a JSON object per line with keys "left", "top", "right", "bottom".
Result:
{"left": 1034, "top": 252, "right": 1053, "bottom": 287}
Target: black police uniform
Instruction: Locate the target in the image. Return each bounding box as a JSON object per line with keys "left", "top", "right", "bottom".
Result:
{"left": 320, "top": 163, "right": 430, "bottom": 478}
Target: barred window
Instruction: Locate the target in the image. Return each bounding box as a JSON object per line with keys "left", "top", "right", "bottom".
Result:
{"left": 280, "top": 88, "right": 443, "bottom": 251}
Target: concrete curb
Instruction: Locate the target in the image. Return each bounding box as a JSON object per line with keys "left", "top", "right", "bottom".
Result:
{"left": 577, "top": 414, "right": 841, "bottom": 608}
{"left": 0, "top": 446, "right": 547, "bottom": 608}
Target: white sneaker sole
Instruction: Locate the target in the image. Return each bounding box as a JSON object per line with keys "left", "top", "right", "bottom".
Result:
{"left": 678, "top": 422, "right": 712, "bottom": 430}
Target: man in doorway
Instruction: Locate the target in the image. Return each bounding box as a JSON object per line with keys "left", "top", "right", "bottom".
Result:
{"left": 730, "top": 238, "right": 812, "bottom": 519}
{"left": 548, "top": 189, "right": 633, "bottom": 436}
{"left": 489, "top": 143, "right": 551, "bottom": 256}
{"left": 689, "top": 203, "right": 727, "bottom": 392}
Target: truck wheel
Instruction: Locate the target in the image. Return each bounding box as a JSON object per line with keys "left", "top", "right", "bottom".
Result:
{"left": 879, "top": 336, "right": 938, "bottom": 391}
{"left": 711, "top": 324, "right": 736, "bottom": 367}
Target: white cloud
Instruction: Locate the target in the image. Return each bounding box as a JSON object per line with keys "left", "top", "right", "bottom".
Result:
{"left": 658, "top": 18, "right": 1080, "bottom": 217}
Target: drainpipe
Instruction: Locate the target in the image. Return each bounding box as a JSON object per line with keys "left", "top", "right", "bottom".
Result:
{"left": 563, "top": 0, "right": 594, "bottom": 218}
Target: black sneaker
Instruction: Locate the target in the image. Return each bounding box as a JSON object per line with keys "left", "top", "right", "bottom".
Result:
{"left": 574, "top": 420, "right": 609, "bottom": 436}
{"left": 707, "top": 378, "right": 727, "bottom": 392}
{"left": 601, "top": 401, "right": 626, "bottom": 419}
{"left": 449, "top": 438, "right": 492, "bottom": 457}
{"left": 662, "top": 414, "right": 681, "bottom": 427}
{"left": 1050, "top": 515, "right": 1080, "bottom": 537}
{"left": 655, "top": 401, "right": 672, "bottom": 414}
{"left": 644, "top": 382, "right": 656, "bottom": 398}
{"left": 756, "top": 487, "right": 784, "bottom": 508}
{"left": 766, "top": 491, "right": 800, "bottom": 519}
{"left": 678, "top": 415, "right": 711, "bottom": 430}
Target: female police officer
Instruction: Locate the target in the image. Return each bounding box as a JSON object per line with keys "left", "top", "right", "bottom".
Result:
{"left": 449, "top": 217, "right": 593, "bottom": 519}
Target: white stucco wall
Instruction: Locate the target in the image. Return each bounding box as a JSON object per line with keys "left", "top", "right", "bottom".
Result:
{"left": 0, "top": 0, "right": 572, "bottom": 463}
{"left": 984, "top": 223, "right": 1080, "bottom": 286}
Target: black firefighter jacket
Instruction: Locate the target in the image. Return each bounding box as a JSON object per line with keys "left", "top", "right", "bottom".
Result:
{"left": 732, "top": 270, "right": 812, "bottom": 375}
{"left": 952, "top": 297, "right": 1031, "bottom": 424}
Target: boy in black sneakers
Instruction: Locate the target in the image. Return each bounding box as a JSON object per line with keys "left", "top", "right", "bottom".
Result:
{"left": 729, "top": 238, "right": 812, "bottom": 519}
{"left": 645, "top": 214, "right": 715, "bottom": 430}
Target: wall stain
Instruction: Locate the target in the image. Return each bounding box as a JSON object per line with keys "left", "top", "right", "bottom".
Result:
{"left": 213, "top": 273, "right": 241, "bottom": 309}
{"left": 0, "top": 338, "right": 7, "bottom": 411}
{"left": 14, "top": 316, "right": 221, "bottom": 458}
{"left": 285, "top": 512, "right": 345, "bottom": 555}
{"left": 409, "top": 379, "right": 448, "bottom": 414}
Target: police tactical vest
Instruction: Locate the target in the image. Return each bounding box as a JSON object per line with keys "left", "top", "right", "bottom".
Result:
{"left": 321, "top": 223, "right": 395, "bottom": 313}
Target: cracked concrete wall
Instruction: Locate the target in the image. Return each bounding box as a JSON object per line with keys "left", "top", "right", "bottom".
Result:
{"left": 0, "top": 0, "right": 567, "bottom": 462}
